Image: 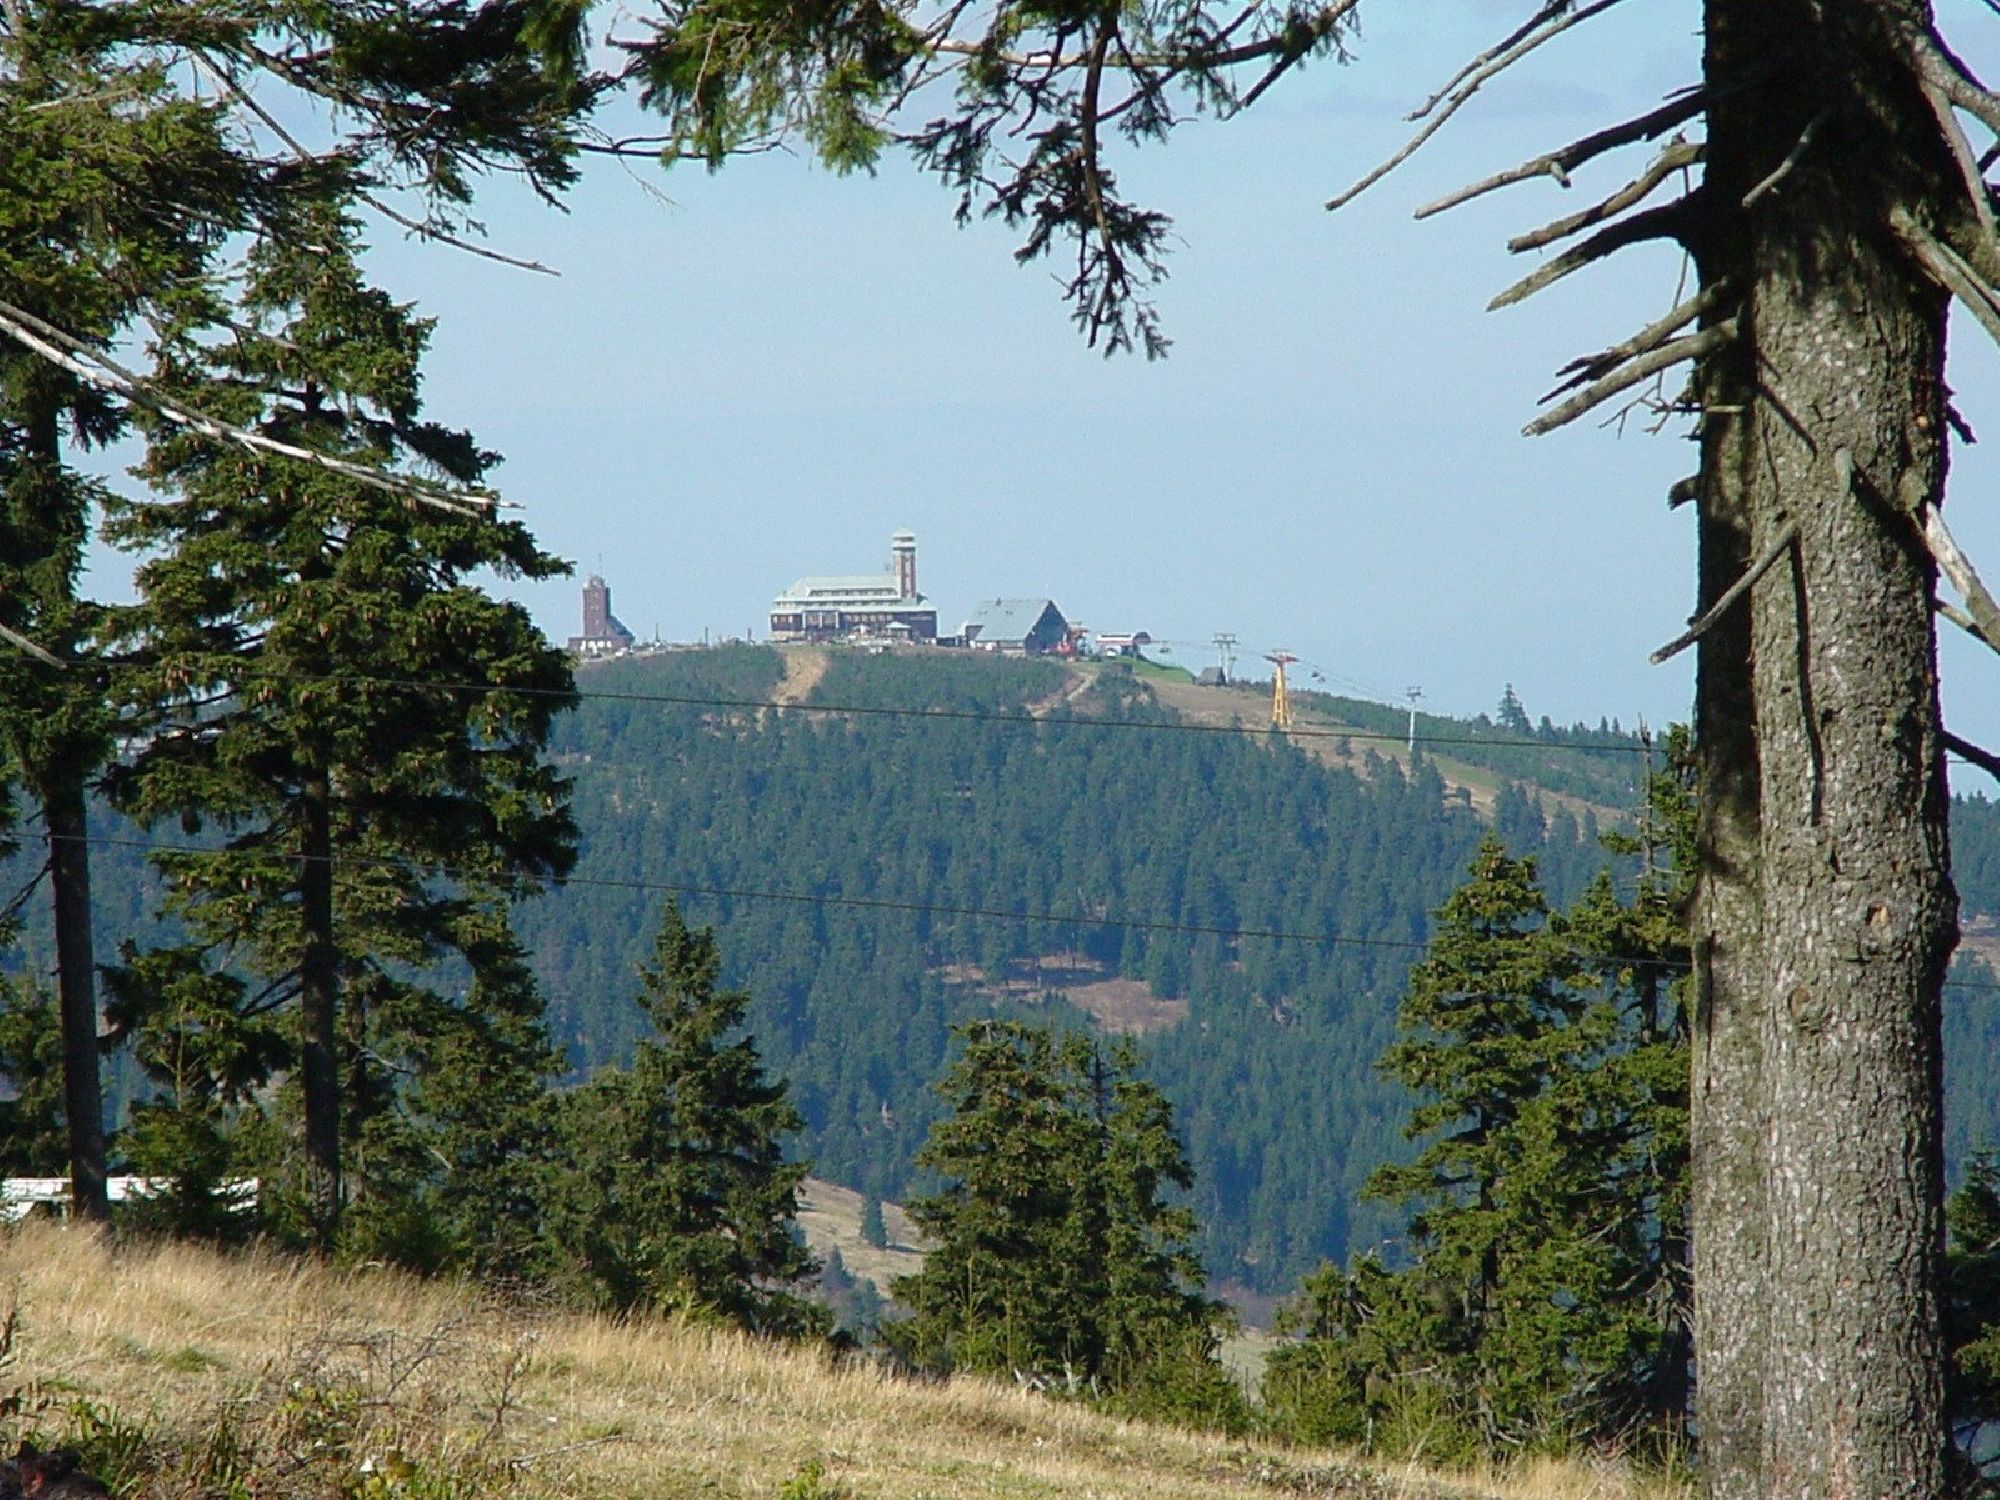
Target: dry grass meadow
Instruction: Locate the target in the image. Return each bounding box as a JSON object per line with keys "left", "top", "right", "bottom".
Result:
{"left": 0, "top": 1222, "right": 1685, "bottom": 1500}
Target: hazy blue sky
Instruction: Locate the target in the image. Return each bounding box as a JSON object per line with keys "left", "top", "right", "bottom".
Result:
{"left": 147, "top": 2, "right": 2000, "bottom": 746}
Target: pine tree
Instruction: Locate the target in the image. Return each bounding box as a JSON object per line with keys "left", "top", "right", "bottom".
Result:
{"left": 0, "top": 16, "right": 244, "bottom": 1223}
{"left": 1266, "top": 804, "right": 1695, "bottom": 1459}
{"left": 0, "top": 979, "right": 66, "bottom": 1178}
{"left": 1360, "top": 836, "right": 1610, "bottom": 1449}
{"left": 547, "top": 899, "right": 821, "bottom": 1335}
{"left": 1556, "top": 726, "right": 1696, "bottom": 1438}
{"left": 859, "top": 1194, "right": 888, "bottom": 1249}
{"left": 891, "top": 1020, "right": 1232, "bottom": 1416}
{"left": 105, "top": 204, "right": 576, "bottom": 1251}
{"left": 0, "top": 0, "right": 590, "bottom": 1236}
{"left": 1945, "top": 1155, "right": 2000, "bottom": 1482}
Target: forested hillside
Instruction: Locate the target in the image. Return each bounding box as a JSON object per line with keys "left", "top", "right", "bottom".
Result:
{"left": 12, "top": 644, "right": 2000, "bottom": 1291}
{"left": 520, "top": 647, "right": 1607, "bottom": 1286}
{"left": 500, "top": 645, "right": 1999, "bottom": 1289}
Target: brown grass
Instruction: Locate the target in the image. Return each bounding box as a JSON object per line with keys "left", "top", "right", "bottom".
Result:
{"left": 796, "top": 1179, "right": 924, "bottom": 1294}
{"left": 771, "top": 646, "right": 831, "bottom": 706}
{"left": 0, "top": 1223, "right": 1684, "bottom": 1500}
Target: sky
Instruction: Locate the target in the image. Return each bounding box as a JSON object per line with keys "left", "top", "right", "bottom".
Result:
{"left": 97, "top": 1, "right": 2000, "bottom": 749}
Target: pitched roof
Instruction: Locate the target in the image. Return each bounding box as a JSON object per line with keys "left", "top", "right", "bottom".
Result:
{"left": 773, "top": 570, "right": 929, "bottom": 610}
{"left": 962, "top": 598, "right": 1064, "bottom": 641}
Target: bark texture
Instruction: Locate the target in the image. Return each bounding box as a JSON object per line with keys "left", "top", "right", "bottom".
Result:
{"left": 45, "top": 778, "right": 106, "bottom": 1224}
{"left": 1695, "top": 3, "right": 1954, "bottom": 1495}
{"left": 299, "top": 771, "right": 340, "bottom": 1247}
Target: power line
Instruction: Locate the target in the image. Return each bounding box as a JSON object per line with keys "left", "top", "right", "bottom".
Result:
{"left": 190, "top": 666, "right": 2000, "bottom": 782}
{"left": 63, "top": 831, "right": 1433, "bottom": 952}
{"left": 198, "top": 668, "right": 1661, "bottom": 761}
{"left": 47, "top": 831, "right": 2000, "bottom": 992}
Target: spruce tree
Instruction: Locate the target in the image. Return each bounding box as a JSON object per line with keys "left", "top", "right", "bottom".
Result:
{"left": 859, "top": 1193, "right": 889, "bottom": 1249}
{"left": 1945, "top": 1155, "right": 2000, "bottom": 1481}
{"left": 0, "top": 16, "right": 244, "bottom": 1223}
{"left": 105, "top": 204, "right": 576, "bottom": 1251}
{"left": 1360, "top": 836, "right": 1608, "bottom": 1450}
{"left": 895, "top": 1022, "right": 1108, "bottom": 1379}
{"left": 101, "top": 945, "right": 286, "bottom": 1240}
{"left": 547, "top": 899, "right": 821, "bottom": 1335}
{"left": 1555, "top": 727, "right": 1696, "bottom": 1437}
{"left": 0, "top": 980, "right": 66, "bottom": 1178}
{"left": 0, "top": 0, "right": 590, "bottom": 1234}
{"left": 892, "top": 1020, "right": 1231, "bottom": 1414}
{"left": 1267, "top": 806, "right": 1695, "bottom": 1459}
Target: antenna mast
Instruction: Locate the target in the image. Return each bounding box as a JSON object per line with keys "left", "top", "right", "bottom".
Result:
{"left": 1212, "top": 632, "right": 1238, "bottom": 684}
{"left": 1404, "top": 686, "right": 1424, "bottom": 753}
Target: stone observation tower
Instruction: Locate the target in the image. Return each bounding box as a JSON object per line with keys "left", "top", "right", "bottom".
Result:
{"left": 892, "top": 530, "right": 918, "bottom": 600}
{"left": 567, "top": 574, "right": 636, "bottom": 657}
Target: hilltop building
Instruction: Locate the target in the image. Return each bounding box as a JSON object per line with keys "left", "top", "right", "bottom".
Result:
{"left": 1094, "top": 631, "right": 1152, "bottom": 658}
{"left": 568, "top": 574, "right": 636, "bottom": 657}
{"left": 770, "top": 531, "right": 938, "bottom": 641}
{"left": 962, "top": 598, "right": 1071, "bottom": 655}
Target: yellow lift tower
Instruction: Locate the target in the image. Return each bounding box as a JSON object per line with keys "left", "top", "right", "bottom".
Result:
{"left": 1266, "top": 650, "right": 1297, "bottom": 730}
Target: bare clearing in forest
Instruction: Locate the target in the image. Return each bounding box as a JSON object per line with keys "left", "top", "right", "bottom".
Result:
{"left": 771, "top": 644, "right": 831, "bottom": 705}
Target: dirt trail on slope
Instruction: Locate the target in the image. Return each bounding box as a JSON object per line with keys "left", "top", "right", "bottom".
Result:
{"left": 772, "top": 644, "right": 831, "bottom": 705}
{"left": 1141, "top": 675, "right": 1502, "bottom": 816}
{"left": 1025, "top": 666, "right": 1100, "bottom": 718}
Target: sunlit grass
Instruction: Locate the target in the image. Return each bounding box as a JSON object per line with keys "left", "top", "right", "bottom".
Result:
{"left": 0, "top": 1222, "right": 1686, "bottom": 1499}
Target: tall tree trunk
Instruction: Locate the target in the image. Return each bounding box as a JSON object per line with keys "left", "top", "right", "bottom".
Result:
{"left": 1695, "top": 3, "right": 1953, "bottom": 1494}
{"left": 16, "top": 388, "right": 107, "bottom": 1227}
{"left": 44, "top": 775, "right": 106, "bottom": 1224}
{"left": 299, "top": 770, "right": 340, "bottom": 1248}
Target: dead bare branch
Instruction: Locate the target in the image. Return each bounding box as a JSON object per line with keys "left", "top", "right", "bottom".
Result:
{"left": 1526, "top": 318, "right": 1734, "bottom": 437}
{"left": 1408, "top": 1, "right": 1568, "bottom": 121}
{"left": 1416, "top": 87, "right": 1708, "bottom": 220}
{"left": 1915, "top": 30, "right": 2000, "bottom": 145}
{"left": 506, "top": 1434, "right": 630, "bottom": 1470}
{"left": 26, "top": 84, "right": 142, "bottom": 111}
{"left": 1939, "top": 598, "right": 1984, "bottom": 639}
{"left": 1920, "top": 80, "right": 1997, "bottom": 246}
{"left": 192, "top": 52, "right": 558, "bottom": 278}
{"left": 0, "top": 619, "right": 62, "bottom": 668}
{"left": 1326, "top": 0, "right": 1627, "bottom": 213}
{"left": 1741, "top": 107, "right": 1830, "bottom": 209}
{"left": 1650, "top": 514, "right": 1798, "bottom": 665}
{"left": 1547, "top": 281, "right": 1728, "bottom": 396}
{"left": 1944, "top": 728, "right": 2000, "bottom": 783}
{"left": 1510, "top": 137, "right": 1701, "bottom": 252}
{"left": 1921, "top": 501, "right": 2000, "bottom": 652}
{"left": 0, "top": 297, "right": 506, "bottom": 517}
{"left": 1892, "top": 206, "right": 2000, "bottom": 347}
{"left": 1490, "top": 196, "right": 1696, "bottom": 311}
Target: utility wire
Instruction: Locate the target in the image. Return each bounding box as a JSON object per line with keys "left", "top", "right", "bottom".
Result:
{"left": 179, "top": 667, "right": 2000, "bottom": 780}
{"left": 59, "top": 831, "right": 1585, "bottom": 962}
{"left": 46, "top": 833, "right": 2000, "bottom": 992}
{"left": 186, "top": 668, "right": 1661, "bottom": 761}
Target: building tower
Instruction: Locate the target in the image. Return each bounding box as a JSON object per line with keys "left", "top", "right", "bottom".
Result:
{"left": 569, "top": 574, "right": 635, "bottom": 655}
{"left": 892, "top": 530, "right": 918, "bottom": 601}
{"left": 582, "top": 575, "right": 614, "bottom": 639}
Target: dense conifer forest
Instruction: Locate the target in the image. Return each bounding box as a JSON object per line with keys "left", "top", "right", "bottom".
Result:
{"left": 10, "top": 644, "right": 2000, "bottom": 1290}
